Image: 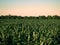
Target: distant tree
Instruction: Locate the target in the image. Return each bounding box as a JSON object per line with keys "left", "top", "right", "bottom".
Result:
{"left": 24, "top": 16, "right": 28, "bottom": 19}
{"left": 47, "top": 15, "right": 53, "bottom": 19}
{"left": 39, "top": 16, "right": 47, "bottom": 19}
{"left": 53, "top": 15, "right": 60, "bottom": 19}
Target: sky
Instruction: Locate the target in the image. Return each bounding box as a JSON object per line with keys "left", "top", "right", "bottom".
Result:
{"left": 0, "top": 0, "right": 60, "bottom": 16}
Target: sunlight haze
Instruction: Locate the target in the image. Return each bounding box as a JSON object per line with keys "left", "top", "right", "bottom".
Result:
{"left": 0, "top": 0, "right": 60, "bottom": 16}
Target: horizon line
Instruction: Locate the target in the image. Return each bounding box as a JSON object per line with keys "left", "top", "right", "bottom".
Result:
{"left": 0, "top": 14, "right": 60, "bottom": 17}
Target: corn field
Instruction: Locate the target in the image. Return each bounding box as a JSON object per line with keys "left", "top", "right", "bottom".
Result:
{"left": 0, "top": 16, "right": 60, "bottom": 45}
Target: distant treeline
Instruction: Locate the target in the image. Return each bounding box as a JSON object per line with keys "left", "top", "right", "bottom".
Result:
{"left": 0, "top": 15, "right": 60, "bottom": 19}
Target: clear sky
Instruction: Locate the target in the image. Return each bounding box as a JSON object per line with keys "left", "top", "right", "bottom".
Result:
{"left": 0, "top": 0, "right": 60, "bottom": 16}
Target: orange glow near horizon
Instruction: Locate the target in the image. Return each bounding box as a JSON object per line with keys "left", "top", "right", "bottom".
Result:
{"left": 0, "top": 5, "right": 60, "bottom": 16}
